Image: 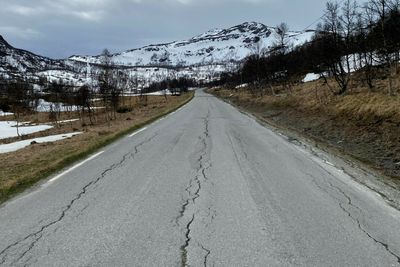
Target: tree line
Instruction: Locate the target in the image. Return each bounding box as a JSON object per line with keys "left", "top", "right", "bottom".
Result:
{"left": 223, "top": 0, "right": 400, "bottom": 96}
{"left": 0, "top": 48, "right": 190, "bottom": 132}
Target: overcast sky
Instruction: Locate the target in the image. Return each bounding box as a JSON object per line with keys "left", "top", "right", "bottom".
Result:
{"left": 0, "top": 0, "right": 354, "bottom": 59}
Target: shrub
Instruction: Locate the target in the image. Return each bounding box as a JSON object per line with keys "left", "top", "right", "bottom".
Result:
{"left": 117, "top": 106, "right": 133, "bottom": 113}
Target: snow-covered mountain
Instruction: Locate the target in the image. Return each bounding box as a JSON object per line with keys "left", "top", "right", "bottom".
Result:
{"left": 70, "top": 22, "right": 313, "bottom": 67}
{"left": 0, "top": 22, "right": 314, "bottom": 88}
{"left": 0, "top": 35, "right": 66, "bottom": 81}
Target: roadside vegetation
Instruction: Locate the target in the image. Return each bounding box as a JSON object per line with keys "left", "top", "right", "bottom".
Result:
{"left": 210, "top": 78, "right": 400, "bottom": 181}
{"left": 215, "top": 0, "right": 400, "bottom": 96}
{"left": 0, "top": 48, "right": 195, "bottom": 204}
{"left": 208, "top": 0, "right": 400, "bottom": 185}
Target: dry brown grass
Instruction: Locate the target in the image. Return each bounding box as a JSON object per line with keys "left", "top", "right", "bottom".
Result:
{"left": 0, "top": 93, "right": 194, "bottom": 203}
{"left": 333, "top": 93, "right": 400, "bottom": 121}
{"left": 210, "top": 75, "right": 400, "bottom": 181}
{"left": 213, "top": 75, "right": 400, "bottom": 122}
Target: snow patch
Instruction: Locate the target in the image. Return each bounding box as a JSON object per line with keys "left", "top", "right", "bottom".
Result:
{"left": 0, "top": 121, "right": 53, "bottom": 140}
{"left": 0, "top": 110, "right": 13, "bottom": 116}
{"left": 235, "top": 83, "right": 249, "bottom": 89}
{"left": 0, "top": 132, "right": 82, "bottom": 154}
{"left": 33, "top": 99, "right": 80, "bottom": 112}
{"left": 54, "top": 119, "right": 80, "bottom": 124}
{"left": 303, "top": 73, "right": 320, "bottom": 83}
{"left": 125, "top": 89, "right": 172, "bottom": 96}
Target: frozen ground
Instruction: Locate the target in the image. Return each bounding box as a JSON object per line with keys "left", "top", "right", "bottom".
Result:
{"left": 0, "top": 132, "right": 82, "bottom": 154}
{"left": 303, "top": 73, "right": 320, "bottom": 83}
{"left": 0, "top": 121, "right": 53, "bottom": 140}
{"left": 33, "top": 99, "right": 80, "bottom": 113}
{"left": 235, "top": 83, "right": 249, "bottom": 89}
{"left": 124, "top": 89, "right": 172, "bottom": 96}
{"left": 54, "top": 119, "right": 80, "bottom": 124}
{"left": 0, "top": 110, "right": 13, "bottom": 116}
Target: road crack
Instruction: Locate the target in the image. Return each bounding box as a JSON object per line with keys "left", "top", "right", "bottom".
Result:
{"left": 180, "top": 215, "right": 195, "bottom": 267}
{"left": 307, "top": 171, "right": 400, "bottom": 264}
{"left": 200, "top": 243, "right": 211, "bottom": 267}
{"left": 176, "top": 111, "right": 212, "bottom": 266}
{"left": 0, "top": 133, "right": 157, "bottom": 265}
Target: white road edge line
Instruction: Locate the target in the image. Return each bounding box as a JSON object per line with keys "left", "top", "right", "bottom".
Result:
{"left": 324, "top": 160, "right": 335, "bottom": 167}
{"left": 46, "top": 151, "right": 105, "bottom": 185}
{"left": 129, "top": 103, "right": 183, "bottom": 138}
{"left": 129, "top": 127, "right": 147, "bottom": 137}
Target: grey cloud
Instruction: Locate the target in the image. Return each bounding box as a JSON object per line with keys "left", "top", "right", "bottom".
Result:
{"left": 0, "top": 0, "right": 336, "bottom": 58}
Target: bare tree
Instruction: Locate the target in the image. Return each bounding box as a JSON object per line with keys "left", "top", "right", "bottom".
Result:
{"left": 77, "top": 85, "right": 94, "bottom": 125}
{"left": 7, "top": 81, "right": 32, "bottom": 137}
{"left": 46, "top": 80, "right": 65, "bottom": 127}
{"left": 61, "top": 84, "right": 76, "bottom": 128}
{"left": 341, "top": 0, "right": 359, "bottom": 74}
{"left": 366, "top": 0, "right": 398, "bottom": 94}
{"left": 98, "top": 49, "right": 115, "bottom": 121}
{"left": 319, "top": 1, "right": 357, "bottom": 95}
{"left": 110, "top": 70, "right": 126, "bottom": 116}
{"left": 356, "top": 4, "right": 378, "bottom": 89}
{"left": 273, "top": 22, "right": 292, "bottom": 55}
{"left": 249, "top": 39, "right": 265, "bottom": 92}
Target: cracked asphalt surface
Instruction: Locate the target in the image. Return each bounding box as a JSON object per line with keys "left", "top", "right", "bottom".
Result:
{"left": 1, "top": 89, "right": 400, "bottom": 266}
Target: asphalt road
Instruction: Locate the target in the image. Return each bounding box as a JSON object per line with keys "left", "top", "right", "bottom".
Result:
{"left": 1, "top": 89, "right": 400, "bottom": 266}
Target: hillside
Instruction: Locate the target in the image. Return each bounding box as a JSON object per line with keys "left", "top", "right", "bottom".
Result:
{"left": 70, "top": 22, "right": 313, "bottom": 67}
{"left": 0, "top": 36, "right": 66, "bottom": 81}
{"left": 0, "top": 22, "right": 314, "bottom": 88}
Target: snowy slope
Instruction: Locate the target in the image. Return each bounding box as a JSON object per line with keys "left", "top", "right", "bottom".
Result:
{"left": 0, "top": 22, "right": 314, "bottom": 87}
{"left": 0, "top": 35, "right": 66, "bottom": 81}
{"left": 70, "top": 22, "right": 314, "bottom": 68}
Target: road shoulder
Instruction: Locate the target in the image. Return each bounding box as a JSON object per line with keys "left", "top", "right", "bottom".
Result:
{"left": 208, "top": 89, "right": 400, "bottom": 211}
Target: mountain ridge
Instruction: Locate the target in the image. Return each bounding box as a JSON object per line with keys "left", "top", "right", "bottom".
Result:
{"left": 69, "top": 22, "right": 313, "bottom": 68}
{"left": 0, "top": 22, "right": 314, "bottom": 87}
